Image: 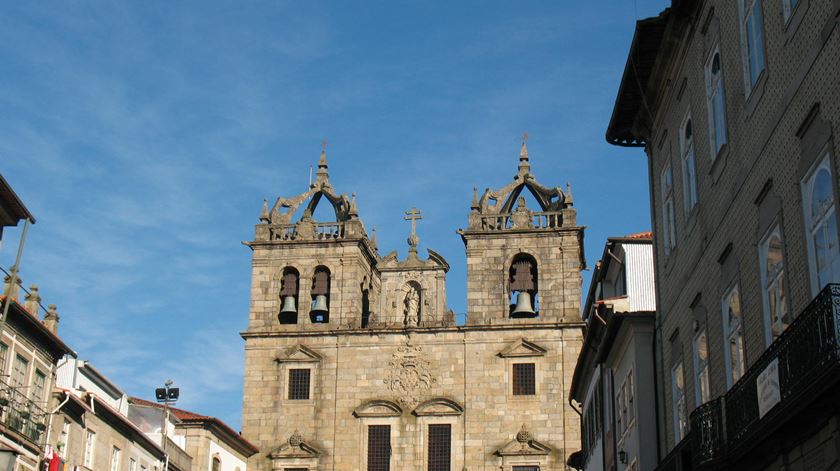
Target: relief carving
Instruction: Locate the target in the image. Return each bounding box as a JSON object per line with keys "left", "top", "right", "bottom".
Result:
{"left": 383, "top": 342, "right": 437, "bottom": 408}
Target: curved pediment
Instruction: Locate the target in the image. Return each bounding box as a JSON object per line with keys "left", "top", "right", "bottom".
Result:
{"left": 353, "top": 400, "right": 403, "bottom": 418}
{"left": 412, "top": 398, "right": 464, "bottom": 417}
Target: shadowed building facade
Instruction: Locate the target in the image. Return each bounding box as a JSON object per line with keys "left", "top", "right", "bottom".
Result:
{"left": 240, "top": 142, "right": 585, "bottom": 470}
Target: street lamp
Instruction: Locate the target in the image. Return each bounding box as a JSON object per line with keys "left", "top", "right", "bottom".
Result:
{"left": 155, "top": 380, "right": 179, "bottom": 471}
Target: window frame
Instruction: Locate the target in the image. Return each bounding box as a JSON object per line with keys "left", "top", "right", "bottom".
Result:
{"left": 426, "top": 423, "right": 452, "bottom": 471}
{"left": 680, "top": 113, "right": 698, "bottom": 215}
{"left": 801, "top": 153, "right": 840, "bottom": 295}
{"left": 782, "top": 0, "right": 801, "bottom": 22}
{"left": 511, "top": 362, "right": 537, "bottom": 396}
{"left": 721, "top": 283, "right": 747, "bottom": 388}
{"left": 287, "top": 368, "right": 312, "bottom": 401}
{"left": 759, "top": 224, "right": 790, "bottom": 345}
{"left": 671, "top": 361, "right": 687, "bottom": 444}
{"left": 366, "top": 424, "right": 392, "bottom": 471}
{"left": 660, "top": 162, "right": 677, "bottom": 255}
{"left": 692, "top": 329, "right": 711, "bottom": 406}
{"left": 705, "top": 46, "right": 728, "bottom": 159}
{"left": 110, "top": 445, "right": 121, "bottom": 471}
{"left": 739, "top": 0, "right": 767, "bottom": 93}
{"left": 83, "top": 429, "right": 96, "bottom": 469}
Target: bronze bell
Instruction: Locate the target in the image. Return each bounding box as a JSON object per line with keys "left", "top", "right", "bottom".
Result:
{"left": 280, "top": 296, "right": 297, "bottom": 313}
{"left": 512, "top": 292, "right": 535, "bottom": 315}
{"left": 311, "top": 294, "right": 329, "bottom": 314}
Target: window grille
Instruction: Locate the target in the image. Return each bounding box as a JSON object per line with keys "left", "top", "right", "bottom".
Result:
{"left": 513, "top": 467, "right": 540, "bottom": 471}
{"left": 513, "top": 363, "right": 536, "bottom": 395}
{"left": 288, "top": 369, "right": 311, "bottom": 400}
{"left": 427, "top": 424, "right": 451, "bottom": 471}
{"left": 367, "top": 425, "right": 390, "bottom": 471}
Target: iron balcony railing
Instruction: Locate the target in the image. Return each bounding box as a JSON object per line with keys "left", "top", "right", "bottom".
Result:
{"left": 688, "top": 283, "right": 840, "bottom": 468}
{"left": 0, "top": 376, "right": 48, "bottom": 447}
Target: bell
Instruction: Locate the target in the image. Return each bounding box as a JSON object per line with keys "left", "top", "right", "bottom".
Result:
{"left": 281, "top": 296, "right": 297, "bottom": 313}
{"left": 512, "top": 291, "right": 535, "bottom": 315}
{"left": 311, "top": 294, "right": 329, "bottom": 314}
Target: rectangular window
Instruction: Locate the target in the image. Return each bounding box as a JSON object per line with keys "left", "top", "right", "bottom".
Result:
{"left": 427, "top": 424, "right": 451, "bottom": 471}
{"left": 83, "top": 430, "right": 96, "bottom": 468}
{"left": 680, "top": 115, "right": 698, "bottom": 214}
{"left": 693, "top": 330, "right": 711, "bottom": 405}
{"left": 513, "top": 467, "right": 540, "bottom": 471}
{"left": 742, "top": 0, "right": 766, "bottom": 88}
{"left": 705, "top": 48, "right": 727, "bottom": 157}
{"left": 129, "top": 459, "right": 137, "bottom": 471}
{"left": 33, "top": 369, "right": 46, "bottom": 403}
{"left": 803, "top": 156, "right": 840, "bottom": 294}
{"left": 12, "top": 355, "right": 28, "bottom": 388}
{"left": 0, "top": 343, "right": 7, "bottom": 375}
{"left": 59, "top": 420, "right": 71, "bottom": 459}
{"left": 512, "top": 363, "right": 536, "bottom": 396}
{"left": 661, "top": 164, "right": 677, "bottom": 255}
{"left": 367, "top": 425, "right": 391, "bottom": 471}
{"left": 760, "top": 226, "right": 790, "bottom": 343}
{"left": 671, "top": 361, "right": 687, "bottom": 444}
{"left": 288, "top": 369, "right": 311, "bottom": 400}
{"left": 110, "top": 446, "right": 121, "bottom": 471}
{"left": 722, "top": 284, "right": 747, "bottom": 387}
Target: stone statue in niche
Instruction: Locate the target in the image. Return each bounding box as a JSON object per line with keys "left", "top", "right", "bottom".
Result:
{"left": 403, "top": 283, "right": 420, "bottom": 326}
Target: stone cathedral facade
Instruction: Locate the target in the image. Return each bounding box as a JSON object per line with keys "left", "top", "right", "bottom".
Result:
{"left": 241, "top": 142, "right": 585, "bottom": 471}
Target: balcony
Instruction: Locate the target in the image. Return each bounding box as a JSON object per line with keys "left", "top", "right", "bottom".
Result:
{"left": 0, "top": 377, "right": 48, "bottom": 447}
{"left": 687, "top": 284, "right": 840, "bottom": 469}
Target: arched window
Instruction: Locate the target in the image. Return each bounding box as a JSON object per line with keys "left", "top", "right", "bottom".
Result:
{"left": 211, "top": 456, "right": 221, "bottom": 471}
{"left": 310, "top": 266, "right": 331, "bottom": 323}
{"left": 509, "top": 254, "right": 538, "bottom": 318}
{"left": 279, "top": 267, "right": 300, "bottom": 324}
{"left": 804, "top": 162, "right": 840, "bottom": 292}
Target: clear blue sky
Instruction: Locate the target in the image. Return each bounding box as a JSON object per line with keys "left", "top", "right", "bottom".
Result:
{"left": 0, "top": 1, "right": 668, "bottom": 430}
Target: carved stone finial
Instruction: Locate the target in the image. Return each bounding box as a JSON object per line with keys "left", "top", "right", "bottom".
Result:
{"left": 288, "top": 430, "right": 303, "bottom": 447}
{"left": 518, "top": 135, "right": 531, "bottom": 174}
{"left": 370, "top": 226, "right": 378, "bottom": 250}
{"left": 260, "top": 198, "right": 270, "bottom": 223}
{"left": 471, "top": 187, "right": 479, "bottom": 211}
{"left": 565, "top": 182, "right": 574, "bottom": 206}
{"left": 516, "top": 424, "right": 531, "bottom": 444}
{"left": 317, "top": 141, "right": 329, "bottom": 182}
{"left": 349, "top": 193, "right": 359, "bottom": 218}
{"left": 3, "top": 268, "right": 21, "bottom": 300}
{"left": 24, "top": 285, "right": 41, "bottom": 315}
{"left": 44, "top": 304, "right": 60, "bottom": 334}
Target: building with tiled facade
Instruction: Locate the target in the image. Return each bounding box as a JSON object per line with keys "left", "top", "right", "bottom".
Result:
{"left": 606, "top": 1, "right": 840, "bottom": 470}
{"left": 240, "top": 143, "right": 585, "bottom": 470}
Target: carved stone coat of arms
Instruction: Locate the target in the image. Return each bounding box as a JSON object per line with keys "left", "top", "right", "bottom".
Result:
{"left": 383, "top": 343, "right": 437, "bottom": 408}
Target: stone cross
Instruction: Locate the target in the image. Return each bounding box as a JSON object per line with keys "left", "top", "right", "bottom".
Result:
{"left": 404, "top": 207, "right": 423, "bottom": 237}
{"left": 404, "top": 207, "right": 423, "bottom": 254}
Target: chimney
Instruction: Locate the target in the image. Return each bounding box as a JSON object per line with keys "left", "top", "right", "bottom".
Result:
{"left": 24, "top": 285, "right": 41, "bottom": 315}
{"left": 44, "top": 304, "right": 59, "bottom": 334}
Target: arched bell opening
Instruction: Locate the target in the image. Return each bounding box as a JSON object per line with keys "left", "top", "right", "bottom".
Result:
{"left": 310, "top": 266, "right": 331, "bottom": 323}
{"left": 278, "top": 267, "right": 300, "bottom": 324}
{"left": 509, "top": 253, "right": 539, "bottom": 318}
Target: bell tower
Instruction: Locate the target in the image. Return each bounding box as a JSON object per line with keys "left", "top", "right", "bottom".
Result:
{"left": 458, "top": 137, "right": 585, "bottom": 324}
{"left": 245, "top": 145, "right": 379, "bottom": 333}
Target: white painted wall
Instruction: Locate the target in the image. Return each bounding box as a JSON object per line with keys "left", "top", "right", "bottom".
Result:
{"left": 208, "top": 439, "right": 248, "bottom": 471}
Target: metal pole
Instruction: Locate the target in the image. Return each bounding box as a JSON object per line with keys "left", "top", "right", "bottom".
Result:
{"left": 0, "top": 218, "right": 31, "bottom": 332}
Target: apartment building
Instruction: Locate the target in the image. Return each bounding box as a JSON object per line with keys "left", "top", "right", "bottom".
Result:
{"left": 569, "top": 234, "right": 657, "bottom": 471}
{"left": 606, "top": 1, "right": 840, "bottom": 470}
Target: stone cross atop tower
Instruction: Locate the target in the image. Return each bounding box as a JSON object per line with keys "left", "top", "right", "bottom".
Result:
{"left": 404, "top": 207, "right": 423, "bottom": 256}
